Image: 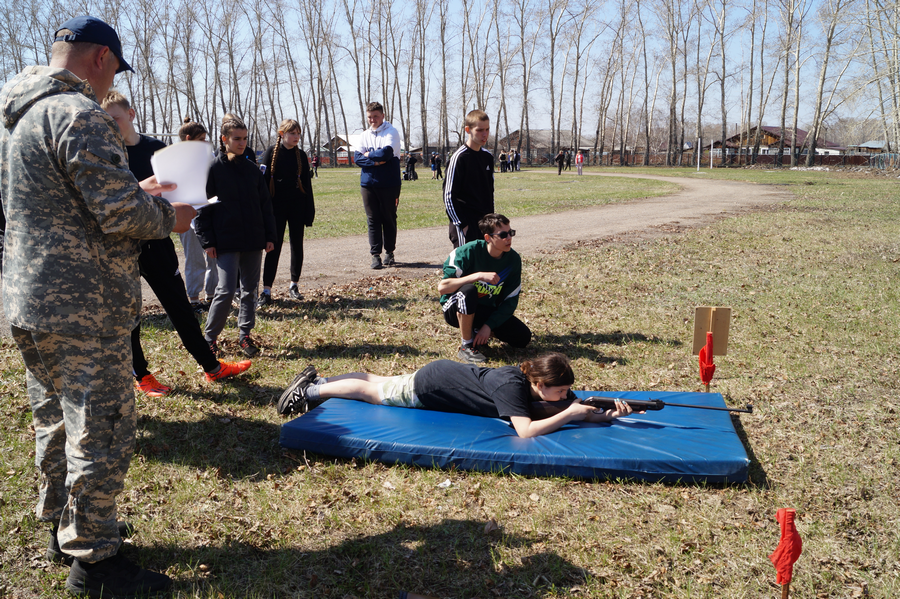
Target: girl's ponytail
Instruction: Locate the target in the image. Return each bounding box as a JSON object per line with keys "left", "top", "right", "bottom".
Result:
{"left": 520, "top": 353, "right": 575, "bottom": 388}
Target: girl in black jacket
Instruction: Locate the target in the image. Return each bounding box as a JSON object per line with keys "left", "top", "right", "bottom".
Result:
{"left": 258, "top": 119, "right": 315, "bottom": 304}
{"left": 196, "top": 115, "right": 276, "bottom": 357}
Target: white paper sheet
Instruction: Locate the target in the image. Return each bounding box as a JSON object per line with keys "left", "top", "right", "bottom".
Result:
{"left": 150, "top": 141, "right": 215, "bottom": 207}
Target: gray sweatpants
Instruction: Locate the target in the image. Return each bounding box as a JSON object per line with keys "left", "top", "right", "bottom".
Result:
{"left": 179, "top": 226, "right": 217, "bottom": 300}
{"left": 204, "top": 250, "right": 262, "bottom": 342}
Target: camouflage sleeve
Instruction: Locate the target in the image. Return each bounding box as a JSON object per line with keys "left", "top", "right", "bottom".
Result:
{"left": 60, "top": 109, "right": 175, "bottom": 239}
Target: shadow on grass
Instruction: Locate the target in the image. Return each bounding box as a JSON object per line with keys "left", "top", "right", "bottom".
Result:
{"left": 275, "top": 343, "right": 431, "bottom": 362}
{"left": 256, "top": 296, "right": 411, "bottom": 323}
{"left": 141, "top": 518, "right": 592, "bottom": 597}
{"left": 135, "top": 413, "right": 283, "bottom": 478}
{"left": 728, "top": 410, "right": 770, "bottom": 489}
{"left": 391, "top": 260, "right": 443, "bottom": 270}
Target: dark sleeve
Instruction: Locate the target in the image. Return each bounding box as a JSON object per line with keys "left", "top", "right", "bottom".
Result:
{"left": 490, "top": 377, "right": 533, "bottom": 420}
{"left": 257, "top": 170, "right": 277, "bottom": 243}
{"left": 195, "top": 165, "right": 217, "bottom": 248}
{"left": 354, "top": 151, "right": 375, "bottom": 166}
{"left": 261, "top": 146, "right": 274, "bottom": 187}
{"left": 299, "top": 150, "right": 315, "bottom": 227}
{"left": 367, "top": 146, "right": 395, "bottom": 161}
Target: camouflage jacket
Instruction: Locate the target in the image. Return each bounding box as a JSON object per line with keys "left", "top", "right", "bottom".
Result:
{"left": 0, "top": 66, "right": 175, "bottom": 336}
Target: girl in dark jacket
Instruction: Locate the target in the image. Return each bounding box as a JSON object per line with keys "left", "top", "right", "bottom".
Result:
{"left": 258, "top": 119, "right": 315, "bottom": 304}
{"left": 196, "top": 115, "right": 276, "bottom": 357}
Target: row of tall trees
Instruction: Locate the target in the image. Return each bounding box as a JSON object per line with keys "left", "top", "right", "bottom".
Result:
{"left": 0, "top": 0, "right": 895, "bottom": 165}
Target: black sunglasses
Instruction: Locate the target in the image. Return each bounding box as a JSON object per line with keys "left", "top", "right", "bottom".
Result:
{"left": 490, "top": 229, "right": 516, "bottom": 239}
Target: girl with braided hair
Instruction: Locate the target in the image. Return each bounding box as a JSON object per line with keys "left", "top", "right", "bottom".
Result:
{"left": 277, "top": 353, "right": 636, "bottom": 438}
{"left": 195, "top": 114, "right": 276, "bottom": 358}
{"left": 258, "top": 119, "right": 315, "bottom": 304}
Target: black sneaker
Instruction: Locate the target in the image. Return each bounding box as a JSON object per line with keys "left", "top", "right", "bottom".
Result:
{"left": 383, "top": 253, "right": 395, "bottom": 266}
{"left": 48, "top": 522, "right": 135, "bottom": 566}
{"left": 370, "top": 254, "right": 383, "bottom": 270}
{"left": 289, "top": 286, "right": 303, "bottom": 300}
{"left": 208, "top": 340, "right": 219, "bottom": 357}
{"left": 277, "top": 368, "right": 315, "bottom": 415}
{"left": 66, "top": 552, "right": 171, "bottom": 598}
{"left": 190, "top": 301, "right": 205, "bottom": 317}
{"left": 258, "top": 292, "right": 273, "bottom": 307}
{"left": 239, "top": 336, "right": 260, "bottom": 357}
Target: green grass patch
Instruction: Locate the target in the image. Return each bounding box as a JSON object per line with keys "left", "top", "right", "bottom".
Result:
{"left": 293, "top": 168, "right": 677, "bottom": 240}
{"left": 2, "top": 170, "right": 898, "bottom": 597}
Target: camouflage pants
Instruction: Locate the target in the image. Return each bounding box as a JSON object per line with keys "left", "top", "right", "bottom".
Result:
{"left": 11, "top": 326, "right": 135, "bottom": 563}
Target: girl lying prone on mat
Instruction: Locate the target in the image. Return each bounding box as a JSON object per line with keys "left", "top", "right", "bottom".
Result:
{"left": 277, "top": 353, "right": 635, "bottom": 438}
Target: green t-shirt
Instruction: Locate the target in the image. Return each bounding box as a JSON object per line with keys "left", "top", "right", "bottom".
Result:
{"left": 440, "top": 240, "right": 522, "bottom": 330}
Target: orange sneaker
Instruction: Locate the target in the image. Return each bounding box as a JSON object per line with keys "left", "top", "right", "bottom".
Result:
{"left": 205, "top": 360, "right": 252, "bottom": 382}
{"left": 135, "top": 374, "right": 171, "bottom": 397}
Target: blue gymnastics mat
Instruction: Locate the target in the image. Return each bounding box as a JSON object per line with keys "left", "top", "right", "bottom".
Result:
{"left": 279, "top": 390, "right": 750, "bottom": 483}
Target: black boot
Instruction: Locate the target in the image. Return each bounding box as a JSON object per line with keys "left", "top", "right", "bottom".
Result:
{"left": 66, "top": 552, "right": 171, "bottom": 598}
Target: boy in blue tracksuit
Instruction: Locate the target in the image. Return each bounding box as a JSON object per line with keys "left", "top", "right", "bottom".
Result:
{"left": 438, "top": 213, "right": 532, "bottom": 363}
{"left": 354, "top": 101, "right": 402, "bottom": 269}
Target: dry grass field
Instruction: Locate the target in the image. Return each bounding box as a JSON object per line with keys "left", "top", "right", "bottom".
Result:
{"left": 1, "top": 168, "right": 898, "bottom": 598}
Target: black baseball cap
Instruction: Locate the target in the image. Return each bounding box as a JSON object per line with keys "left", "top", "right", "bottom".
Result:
{"left": 54, "top": 16, "right": 133, "bottom": 74}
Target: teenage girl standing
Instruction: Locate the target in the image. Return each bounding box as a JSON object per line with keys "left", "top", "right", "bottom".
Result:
{"left": 177, "top": 118, "right": 218, "bottom": 312}
{"left": 196, "top": 115, "right": 276, "bottom": 357}
{"left": 258, "top": 119, "right": 315, "bottom": 304}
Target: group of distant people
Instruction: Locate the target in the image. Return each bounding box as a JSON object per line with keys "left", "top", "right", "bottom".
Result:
{"left": 498, "top": 149, "right": 521, "bottom": 172}
{"left": 555, "top": 148, "right": 586, "bottom": 175}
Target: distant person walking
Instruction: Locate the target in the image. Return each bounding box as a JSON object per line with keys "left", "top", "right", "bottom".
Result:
{"left": 354, "top": 101, "right": 402, "bottom": 269}
{"left": 405, "top": 152, "right": 418, "bottom": 181}
{"left": 555, "top": 150, "right": 565, "bottom": 175}
{"left": 576, "top": 150, "right": 584, "bottom": 175}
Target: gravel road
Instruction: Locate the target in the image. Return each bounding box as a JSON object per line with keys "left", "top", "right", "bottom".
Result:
{"left": 0, "top": 173, "right": 791, "bottom": 338}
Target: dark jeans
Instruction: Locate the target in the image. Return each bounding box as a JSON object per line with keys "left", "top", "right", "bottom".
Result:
{"left": 263, "top": 211, "right": 305, "bottom": 288}
{"left": 442, "top": 283, "right": 532, "bottom": 348}
{"left": 132, "top": 237, "right": 220, "bottom": 377}
{"left": 361, "top": 186, "right": 400, "bottom": 255}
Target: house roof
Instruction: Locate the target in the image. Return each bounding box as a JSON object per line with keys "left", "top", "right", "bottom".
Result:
{"left": 853, "top": 140, "right": 886, "bottom": 150}
{"left": 740, "top": 126, "right": 842, "bottom": 149}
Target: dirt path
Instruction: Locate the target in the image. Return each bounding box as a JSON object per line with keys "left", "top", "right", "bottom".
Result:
{"left": 221, "top": 172, "right": 791, "bottom": 295}
{"left": 0, "top": 173, "right": 791, "bottom": 337}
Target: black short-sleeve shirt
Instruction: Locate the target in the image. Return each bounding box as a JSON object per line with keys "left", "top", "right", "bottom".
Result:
{"left": 414, "top": 360, "right": 533, "bottom": 420}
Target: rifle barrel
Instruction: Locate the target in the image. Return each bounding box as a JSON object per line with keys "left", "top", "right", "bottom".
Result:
{"left": 662, "top": 401, "right": 753, "bottom": 414}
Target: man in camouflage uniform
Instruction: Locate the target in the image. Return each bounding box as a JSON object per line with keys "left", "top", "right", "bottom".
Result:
{"left": 0, "top": 16, "right": 195, "bottom": 597}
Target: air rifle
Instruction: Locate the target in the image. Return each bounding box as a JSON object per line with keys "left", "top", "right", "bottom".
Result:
{"left": 582, "top": 396, "right": 753, "bottom": 414}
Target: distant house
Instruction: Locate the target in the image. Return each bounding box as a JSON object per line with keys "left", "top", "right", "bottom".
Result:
{"left": 494, "top": 129, "right": 596, "bottom": 163}
{"left": 848, "top": 140, "right": 887, "bottom": 154}
{"left": 708, "top": 126, "right": 845, "bottom": 155}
